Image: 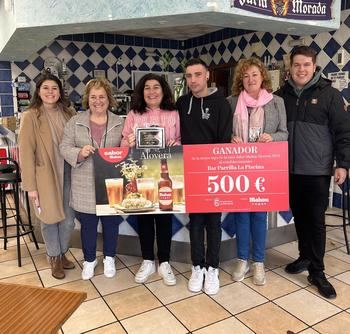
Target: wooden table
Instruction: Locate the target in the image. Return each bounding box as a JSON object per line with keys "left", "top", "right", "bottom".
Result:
{"left": 0, "top": 282, "right": 86, "bottom": 334}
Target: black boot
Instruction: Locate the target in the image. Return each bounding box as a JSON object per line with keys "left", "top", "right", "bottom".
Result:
{"left": 307, "top": 274, "right": 336, "bottom": 299}
{"left": 285, "top": 257, "right": 310, "bottom": 274}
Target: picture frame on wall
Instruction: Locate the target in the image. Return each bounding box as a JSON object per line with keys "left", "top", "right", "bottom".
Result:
{"left": 93, "top": 69, "right": 106, "bottom": 79}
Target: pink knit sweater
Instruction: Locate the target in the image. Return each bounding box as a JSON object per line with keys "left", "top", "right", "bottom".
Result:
{"left": 121, "top": 107, "right": 181, "bottom": 147}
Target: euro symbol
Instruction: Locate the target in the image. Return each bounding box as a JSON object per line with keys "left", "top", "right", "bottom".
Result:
{"left": 255, "top": 177, "right": 265, "bottom": 192}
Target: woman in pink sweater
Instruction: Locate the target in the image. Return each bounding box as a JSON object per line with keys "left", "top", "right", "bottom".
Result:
{"left": 121, "top": 73, "right": 180, "bottom": 286}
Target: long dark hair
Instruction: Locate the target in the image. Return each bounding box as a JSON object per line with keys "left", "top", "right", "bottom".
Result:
{"left": 28, "top": 72, "right": 74, "bottom": 117}
{"left": 130, "top": 73, "right": 176, "bottom": 114}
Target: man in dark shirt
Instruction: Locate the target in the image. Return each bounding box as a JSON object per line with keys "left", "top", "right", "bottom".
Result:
{"left": 176, "top": 58, "right": 232, "bottom": 295}
{"left": 277, "top": 46, "right": 350, "bottom": 299}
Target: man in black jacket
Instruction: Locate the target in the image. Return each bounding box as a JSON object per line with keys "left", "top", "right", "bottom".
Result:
{"left": 277, "top": 46, "right": 350, "bottom": 299}
{"left": 176, "top": 58, "right": 232, "bottom": 295}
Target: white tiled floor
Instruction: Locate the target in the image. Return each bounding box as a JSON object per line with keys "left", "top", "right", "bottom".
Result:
{"left": 1, "top": 211, "right": 349, "bottom": 333}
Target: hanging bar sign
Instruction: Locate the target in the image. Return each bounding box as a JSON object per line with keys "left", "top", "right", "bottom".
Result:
{"left": 231, "top": 0, "right": 332, "bottom": 20}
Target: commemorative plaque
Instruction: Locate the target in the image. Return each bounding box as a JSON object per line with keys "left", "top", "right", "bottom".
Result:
{"left": 136, "top": 127, "right": 165, "bottom": 149}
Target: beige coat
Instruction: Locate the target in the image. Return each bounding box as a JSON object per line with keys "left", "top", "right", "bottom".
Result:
{"left": 19, "top": 109, "right": 71, "bottom": 224}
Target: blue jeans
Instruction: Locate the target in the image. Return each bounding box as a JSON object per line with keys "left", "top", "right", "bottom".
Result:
{"left": 41, "top": 162, "right": 75, "bottom": 256}
{"left": 75, "top": 212, "right": 119, "bottom": 262}
{"left": 235, "top": 212, "right": 267, "bottom": 262}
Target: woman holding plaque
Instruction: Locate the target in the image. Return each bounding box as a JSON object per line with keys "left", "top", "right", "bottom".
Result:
{"left": 121, "top": 73, "right": 180, "bottom": 286}
{"left": 227, "top": 57, "right": 288, "bottom": 285}
{"left": 19, "top": 72, "right": 76, "bottom": 280}
{"left": 60, "top": 78, "right": 124, "bottom": 280}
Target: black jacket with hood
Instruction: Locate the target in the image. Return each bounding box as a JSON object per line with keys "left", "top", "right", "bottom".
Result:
{"left": 276, "top": 68, "right": 350, "bottom": 175}
{"left": 176, "top": 88, "right": 233, "bottom": 144}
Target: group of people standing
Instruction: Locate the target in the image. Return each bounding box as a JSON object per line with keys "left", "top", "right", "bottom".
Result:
{"left": 18, "top": 45, "right": 350, "bottom": 300}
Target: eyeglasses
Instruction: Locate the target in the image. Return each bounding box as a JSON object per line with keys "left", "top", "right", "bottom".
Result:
{"left": 89, "top": 96, "right": 107, "bottom": 102}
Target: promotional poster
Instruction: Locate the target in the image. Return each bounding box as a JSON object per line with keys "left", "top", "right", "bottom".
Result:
{"left": 94, "top": 143, "right": 289, "bottom": 215}
{"left": 94, "top": 146, "right": 185, "bottom": 216}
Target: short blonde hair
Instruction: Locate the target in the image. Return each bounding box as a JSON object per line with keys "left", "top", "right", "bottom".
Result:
{"left": 231, "top": 57, "right": 272, "bottom": 96}
{"left": 82, "top": 78, "right": 117, "bottom": 110}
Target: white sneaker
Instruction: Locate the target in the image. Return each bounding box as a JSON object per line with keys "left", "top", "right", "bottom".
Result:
{"left": 188, "top": 265, "right": 205, "bottom": 292}
{"left": 158, "top": 262, "right": 176, "bottom": 286}
{"left": 135, "top": 260, "right": 156, "bottom": 283}
{"left": 204, "top": 266, "right": 220, "bottom": 295}
{"left": 81, "top": 259, "right": 98, "bottom": 280}
{"left": 252, "top": 262, "right": 266, "bottom": 285}
{"left": 232, "top": 259, "right": 249, "bottom": 282}
{"left": 103, "top": 256, "right": 116, "bottom": 278}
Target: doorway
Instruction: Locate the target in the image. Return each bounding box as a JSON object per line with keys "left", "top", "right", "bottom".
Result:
{"left": 208, "top": 62, "right": 236, "bottom": 97}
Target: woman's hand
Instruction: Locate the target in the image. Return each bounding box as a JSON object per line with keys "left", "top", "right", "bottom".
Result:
{"left": 231, "top": 136, "right": 243, "bottom": 143}
{"left": 28, "top": 190, "right": 40, "bottom": 208}
{"left": 167, "top": 139, "right": 177, "bottom": 146}
{"left": 126, "top": 133, "right": 136, "bottom": 147}
{"left": 258, "top": 133, "right": 273, "bottom": 143}
{"left": 79, "top": 145, "right": 95, "bottom": 158}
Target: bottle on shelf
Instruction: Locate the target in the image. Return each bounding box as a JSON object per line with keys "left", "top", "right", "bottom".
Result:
{"left": 158, "top": 159, "right": 173, "bottom": 211}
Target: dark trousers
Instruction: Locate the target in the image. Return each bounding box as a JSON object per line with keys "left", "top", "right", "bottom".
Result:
{"left": 76, "top": 211, "right": 119, "bottom": 262}
{"left": 189, "top": 213, "right": 222, "bottom": 268}
{"left": 289, "top": 174, "right": 331, "bottom": 275}
{"left": 137, "top": 214, "right": 172, "bottom": 263}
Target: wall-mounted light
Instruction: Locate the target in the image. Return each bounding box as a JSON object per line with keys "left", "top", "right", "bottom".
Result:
{"left": 207, "top": 1, "right": 218, "bottom": 11}
{"left": 288, "top": 38, "right": 305, "bottom": 47}
{"left": 145, "top": 49, "right": 158, "bottom": 58}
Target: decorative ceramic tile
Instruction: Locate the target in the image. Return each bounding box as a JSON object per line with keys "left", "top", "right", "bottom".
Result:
{"left": 91, "top": 268, "right": 139, "bottom": 296}
{"left": 313, "top": 312, "right": 350, "bottom": 334}
{"left": 55, "top": 279, "right": 100, "bottom": 301}
{"left": 211, "top": 282, "right": 267, "bottom": 315}
{"left": 0, "top": 257, "right": 36, "bottom": 279}
{"left": 272, "top": 267, "right": 310, "bottom": 287}
{"left": 237, "top": 302, "right": 307, "bottom": 334}
{"left": 38, "top": 266, "right": 82, "bottom": 288}
{"left": 104, "top": 285, "right": 162, "bottom": 320}
{"left": 193, "top": 317, "right": 254, "bottom": 334}
{"left": 62, "top": 298, "right": 117, "bottom": 334}
{"left": 324, "top": 254, "right": 350, "bottom": 276}
{"left": 121, "top": 307, "right": 187, "bottom": 334}
{"left": 244, "top": 271, "right": 301, "bottom": 300}
{"left": 146, "top": 274, "right": 198, "bottom": 305}
{"left": 85, "top": 323, "right": 126, "bottom": 334}
{"left": 334, "top": 270, "right": 350, "bottom": 285}
{"left": 167, "top": 294, "right": 230, "bottom": 332}
{"left": 275, "top": 290, "right": 341, "bottom": 326}
{"left": 0, "top": 271, "right": 42, "bottom": 287}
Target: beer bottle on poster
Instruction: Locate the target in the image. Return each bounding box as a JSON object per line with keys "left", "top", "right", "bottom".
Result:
{"left": 158, "top": 159, "right": 173, "bottom": 211}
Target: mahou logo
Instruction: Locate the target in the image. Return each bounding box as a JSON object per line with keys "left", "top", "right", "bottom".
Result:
{"left": 271, "top": 0, "right": 289, "bottom": 16}
{"left": 99, "top": 147, "right": 129, "bottom": 163}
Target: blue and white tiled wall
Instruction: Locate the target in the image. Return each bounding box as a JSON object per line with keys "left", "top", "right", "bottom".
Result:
{"left": 6, "top": 9, "right": 350, "bottom": 106}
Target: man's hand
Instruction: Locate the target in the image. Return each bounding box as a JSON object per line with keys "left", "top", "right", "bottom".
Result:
{"left": 334, "top": 167, "right": 347, "bottom": 185}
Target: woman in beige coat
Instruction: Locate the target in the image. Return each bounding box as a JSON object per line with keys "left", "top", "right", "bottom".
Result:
{"left": 19, "top": 73, "right": 76, "bottom": 279}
